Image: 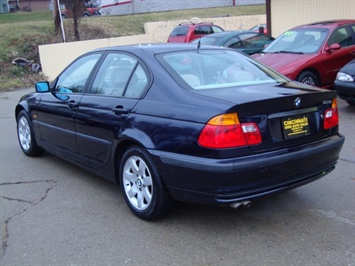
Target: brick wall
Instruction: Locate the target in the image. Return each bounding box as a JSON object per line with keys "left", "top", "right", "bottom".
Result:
{"left": 18, "top": 0, "right": 51, "bottom": 12}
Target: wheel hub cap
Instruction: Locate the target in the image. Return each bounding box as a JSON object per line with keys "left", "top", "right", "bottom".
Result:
{"left": 136, "top": 178, "right": 143, "bottom": 188}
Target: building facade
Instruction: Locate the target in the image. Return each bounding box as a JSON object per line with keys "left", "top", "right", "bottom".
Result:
{"left": 1, "top": 0, "right": 9, "bottom": 13}
{"left": 266, "top": 0, "right": 355, "bottom": 37}
{"left": 1, "top": 0, "right": 265, "bottom": 14}
{"left": 6, "top": 0, "right": 51, "bottom": 12}
{"left": 101, "top": 0, "right": 265, "bottom": 16}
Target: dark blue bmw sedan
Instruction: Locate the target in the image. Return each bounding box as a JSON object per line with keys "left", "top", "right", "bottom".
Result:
{"left": 15, "top": 44, "right": 344, "bottom": 220}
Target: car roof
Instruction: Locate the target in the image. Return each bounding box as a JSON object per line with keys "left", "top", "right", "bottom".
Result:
{"left": 202, "top": 30, "right": 260, "bottom": 38}
{"left": 293, "top": 19, "right": 355, "bottom": 30}
{"left": 177, "top": 22, "right": 216, "bottom": 27}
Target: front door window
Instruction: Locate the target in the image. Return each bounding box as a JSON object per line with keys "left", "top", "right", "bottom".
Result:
{"left": 54, "top": 53, "right": 101, "bottom": 93}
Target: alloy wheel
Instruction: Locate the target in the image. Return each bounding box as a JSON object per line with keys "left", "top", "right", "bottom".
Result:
{"left": 301, "top": 76, "right": 316, "bottom": 86}
{"left": 122, "top": 155, "right": 153, "bottom": 211}
{"left": 18, "top": 116, "right": 31, "bottom": 151}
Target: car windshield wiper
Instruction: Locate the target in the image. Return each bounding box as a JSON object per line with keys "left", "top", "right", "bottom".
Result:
{"left": 275, "top": 50, "right": 304, "bottom": 54}
{"left": 260, "top": 51, "right": 304, "bottom": 54}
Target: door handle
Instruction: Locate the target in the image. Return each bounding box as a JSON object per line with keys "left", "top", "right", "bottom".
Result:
{"left": 67, "top": 101, "right": 78, "bottom": 108}
{"left": 112, "top": 105, "right": 129, "bottom": 115}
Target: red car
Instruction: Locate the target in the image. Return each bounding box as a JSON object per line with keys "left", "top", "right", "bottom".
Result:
{"left": 61, "top": 2, "right": 100, "bottom": 18}
{"left": 252, "top": 20, "right": 355, "bottom": 89}
{"left": 167, "top": 22, "right": 224, "bottom": 43}
{"left": 249, "top": 24, "right": 268, "bottom": 35}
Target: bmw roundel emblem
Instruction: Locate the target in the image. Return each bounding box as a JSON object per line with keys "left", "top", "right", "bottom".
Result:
{"left": 294, "top": 97, "right": 301, "bottom": 108}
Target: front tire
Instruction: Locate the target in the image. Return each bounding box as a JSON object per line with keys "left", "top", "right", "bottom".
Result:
{"left": 119, "top": 146, "right": 174, "bottom": 220}
{"left": 17, "top": 110, "right": 44, "bottom": 157}
{"left": 297, "top": 71, "right": 319, "bottom": 86}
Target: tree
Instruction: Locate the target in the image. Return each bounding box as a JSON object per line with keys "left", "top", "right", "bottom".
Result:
{"left": 53, "top": 0, "right": 61, "bottom": 36}
{"left": 61, "top": 0, "right": 86, "bottom": 41}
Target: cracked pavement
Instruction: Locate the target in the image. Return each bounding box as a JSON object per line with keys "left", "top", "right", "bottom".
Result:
{"left": 0, "top": 88, "right": 354, "bottom": 265}
{"left": 0, "top": 180, "right": 57, "bottom": 258}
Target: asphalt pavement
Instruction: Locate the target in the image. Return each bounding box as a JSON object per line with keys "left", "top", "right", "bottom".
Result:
{"left": 0, "top": 88, "right": 354, "bottom": 265}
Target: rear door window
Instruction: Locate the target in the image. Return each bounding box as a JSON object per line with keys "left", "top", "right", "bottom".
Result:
{"left": 91, "top": 53, "right": 148, "bottom": 98}
{"left": 195, "top": 26, "right": 213, "bottom": 35}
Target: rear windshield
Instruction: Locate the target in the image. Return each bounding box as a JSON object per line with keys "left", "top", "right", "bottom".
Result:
{"left": 197, "top": 36, "right": 224, "bottom": 45}
{"left": 170, "top": 26, "right": 189, "bottom": 37}
{"left": 156, "top": 49, "right": 287, "bottom": 90}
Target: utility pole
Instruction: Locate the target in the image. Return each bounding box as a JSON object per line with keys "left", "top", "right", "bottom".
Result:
{"left": 52, "top": 0, "right": 66, "bottom": 42}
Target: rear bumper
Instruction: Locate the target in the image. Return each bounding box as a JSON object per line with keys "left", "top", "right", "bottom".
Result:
{"left": 148, "top": 134, "right": 345, "bottom": 205}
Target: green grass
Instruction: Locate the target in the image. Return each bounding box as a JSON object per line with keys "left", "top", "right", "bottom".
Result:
{"left": 0, "top": 5, "right": 265, "bottom": 90}
{"left": 0, "top": 10, "right": 53, "bottom": 23}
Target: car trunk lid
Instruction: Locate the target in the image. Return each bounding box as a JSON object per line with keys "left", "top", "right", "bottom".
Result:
{"left": 193, "top": 82, "right": 339, "bottom": 152}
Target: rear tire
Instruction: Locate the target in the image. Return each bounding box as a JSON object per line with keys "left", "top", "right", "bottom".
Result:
{"left": 297, "top": 71, "right": 319, "bottom": 86}
{"left": 17, "top": 110, "right": 44, "bottom": 157}
{"left": 119, "top": 146, "right": 174, "bottom": 220}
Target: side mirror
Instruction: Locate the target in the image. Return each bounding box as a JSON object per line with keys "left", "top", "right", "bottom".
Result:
{"left": 325, "top": 43, "right": 341, "bottom": 52}
{"left": 35, "top": 81, "right": 50, "bottom": 93}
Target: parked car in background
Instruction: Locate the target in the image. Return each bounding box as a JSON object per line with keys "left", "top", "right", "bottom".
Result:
{"left": 252, "top": 20, "right": 355, "bottom": 88}
{"left": 84, "top": 2, "right": 101, "bottom": 16}
{"left": 249, "top": 23, "right": 268, "bottom": 35}
{"left": 192, "top": 31, "right": 274, "bottom": 55}
{"left": 61, "top": 2, "right": 101, "bottom": 18}
{"left": 334, "top": 59, "right": 355, "bottom": 105}
{"left": 16, "top": 44, "right": 344, "bottom": 220}
{"left": 167, "top": 22, "right": 224, "bottom": 43}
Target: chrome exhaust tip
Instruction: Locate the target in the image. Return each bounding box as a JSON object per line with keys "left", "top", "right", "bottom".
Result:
{"left": 230, "top": 200, "right": 252, "bottom": 209}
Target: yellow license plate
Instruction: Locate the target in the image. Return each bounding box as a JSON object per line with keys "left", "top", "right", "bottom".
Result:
{"left": 282, "top": 116, "right": 310, "bottom": 139}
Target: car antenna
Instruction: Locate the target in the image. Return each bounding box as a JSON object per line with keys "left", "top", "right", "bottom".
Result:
{"left": 197, "top": 38, "right": 201, "bottom": 53}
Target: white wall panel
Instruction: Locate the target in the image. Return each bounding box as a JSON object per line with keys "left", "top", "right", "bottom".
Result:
{"left": 271, "top": 0, "right": 354, "bottom": 37}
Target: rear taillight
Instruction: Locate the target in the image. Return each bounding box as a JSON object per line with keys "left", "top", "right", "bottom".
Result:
{"left": 198, "top": 113, "right": 262, "bottom": 149}
{"left": 323, "top": 98, "right": 339, "bottom": 129}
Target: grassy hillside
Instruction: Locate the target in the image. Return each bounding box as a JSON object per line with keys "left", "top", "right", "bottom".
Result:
{"left": 0, "top": 5, "right": 265, "bottom": 90}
